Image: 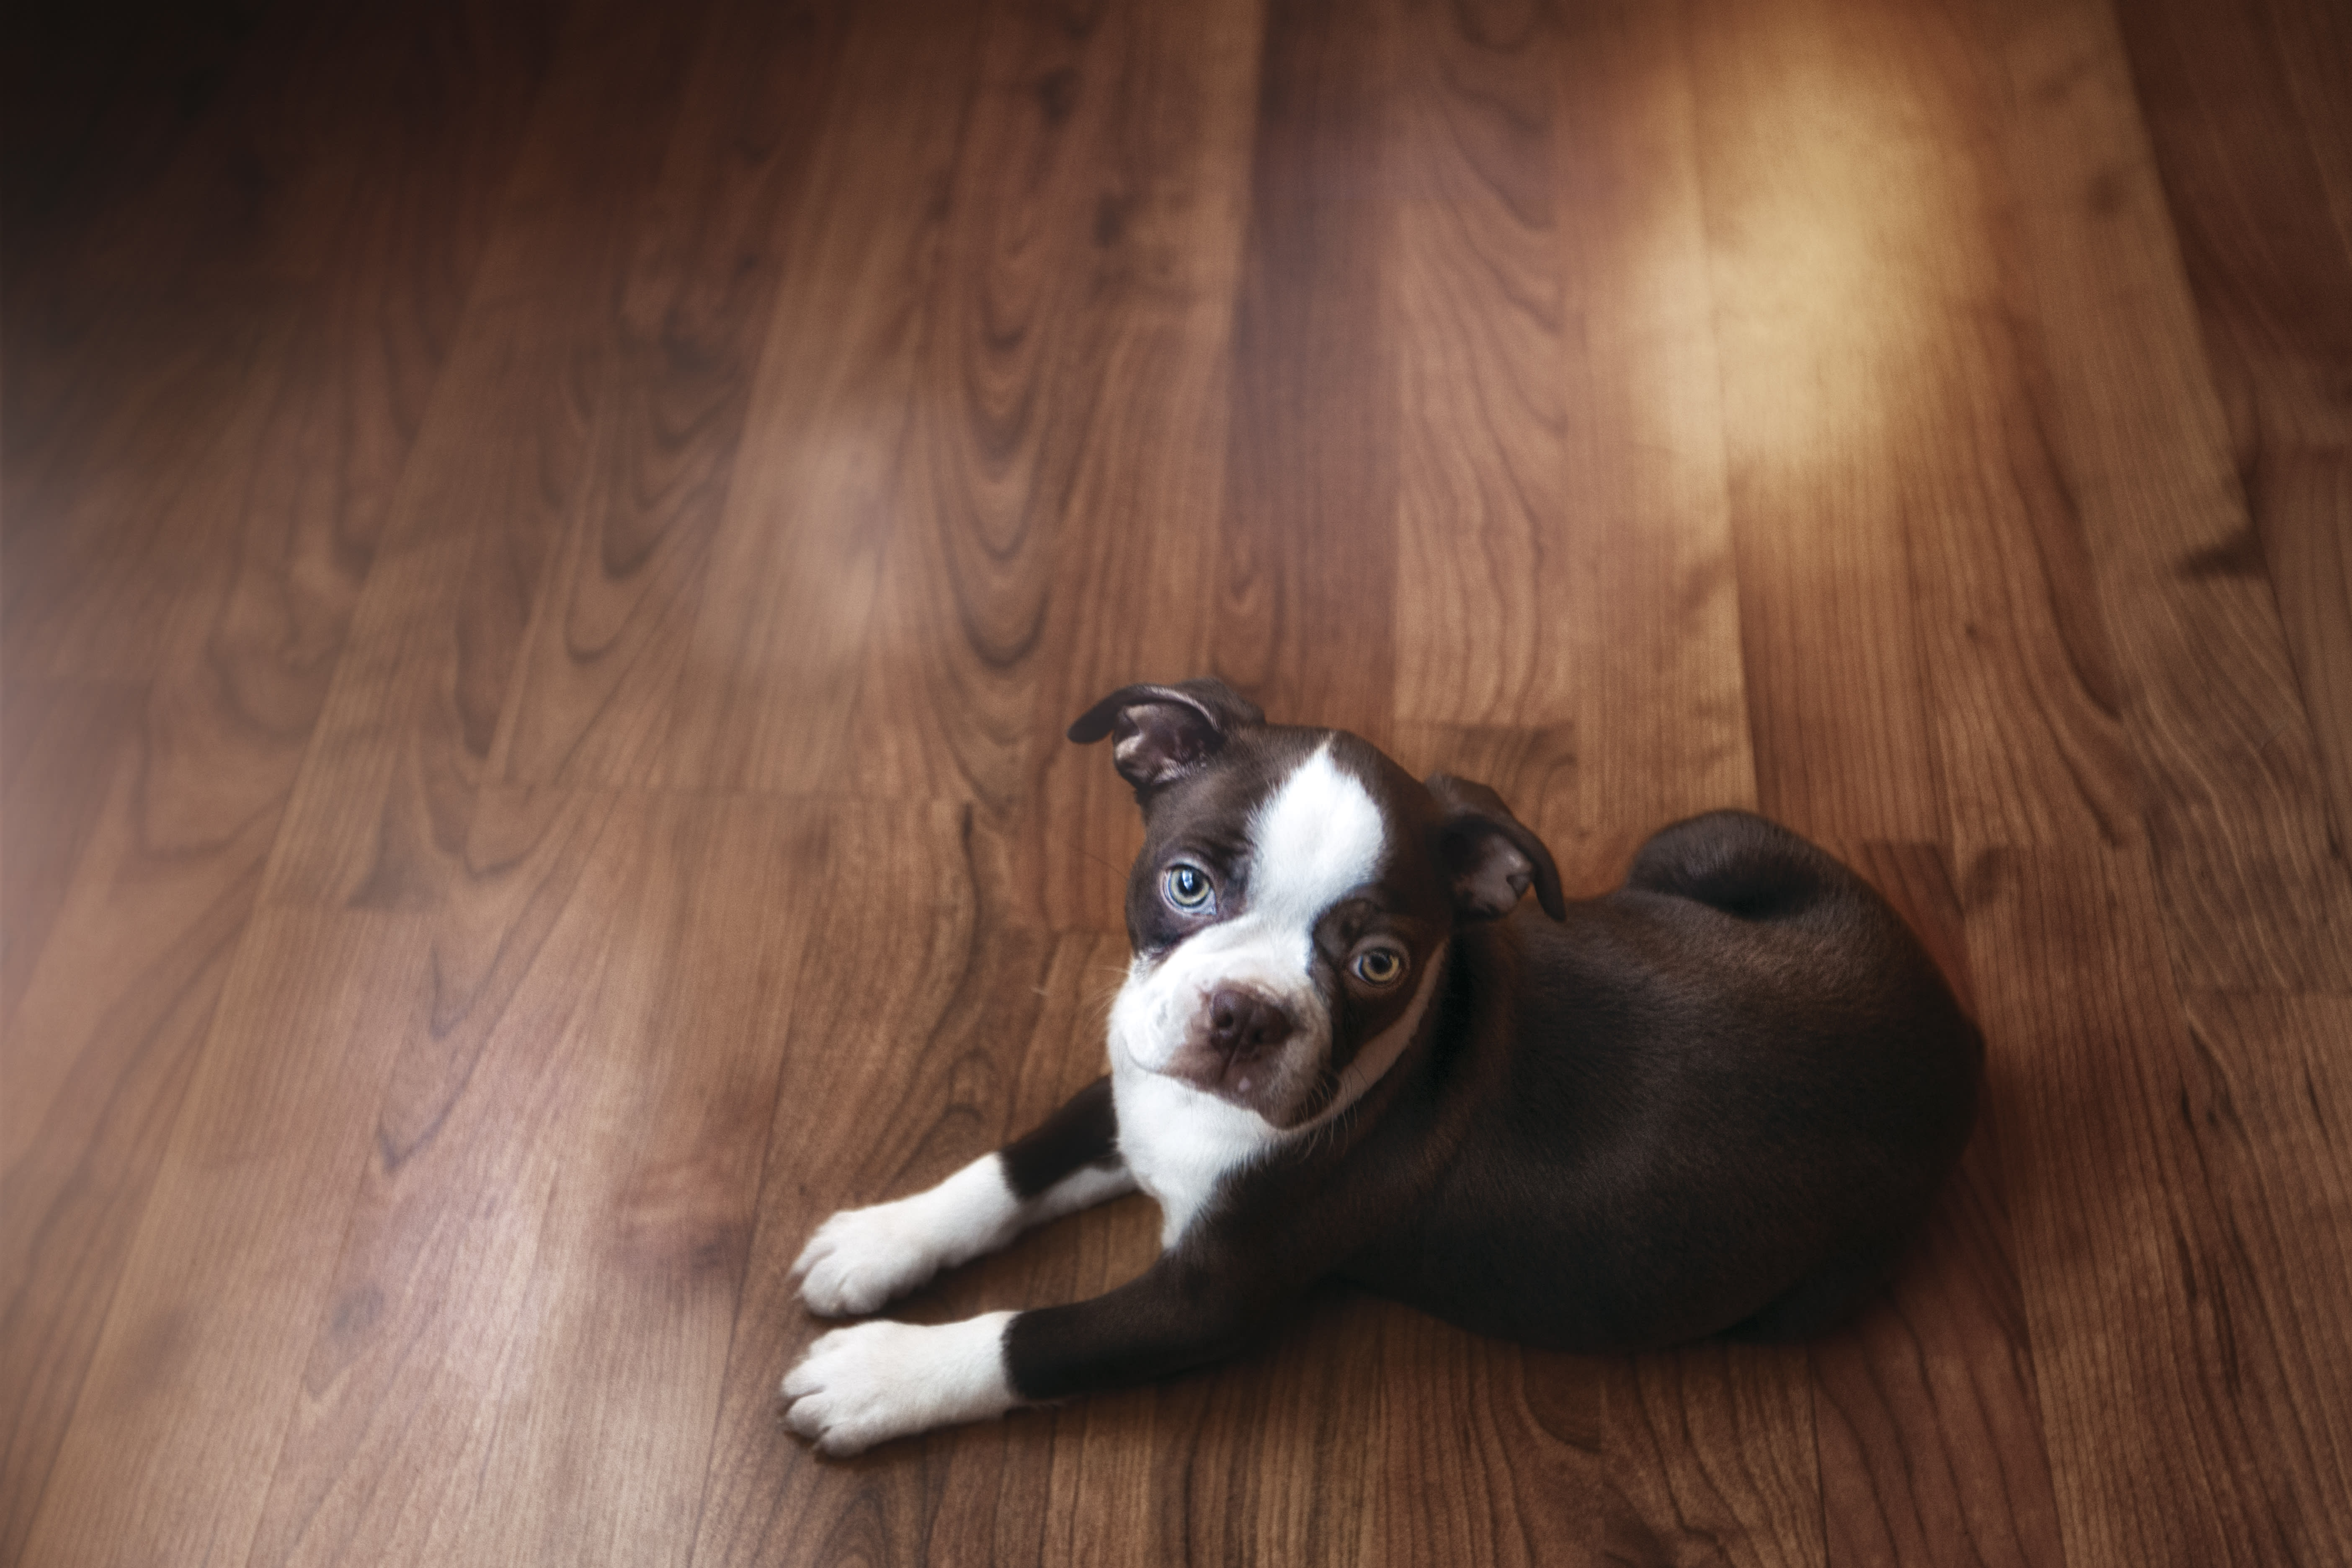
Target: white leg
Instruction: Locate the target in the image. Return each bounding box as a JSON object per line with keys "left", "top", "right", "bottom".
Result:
{"left": 791, "top": 1153, "right": 1135, "bottom": 1317}
{"left": 782, "top": 1312, "right": 1019, "bottom": 1455}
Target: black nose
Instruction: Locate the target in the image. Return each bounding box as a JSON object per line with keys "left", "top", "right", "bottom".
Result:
{"left": 1206, "top": 988, "right": 1293, "bottom": 1058}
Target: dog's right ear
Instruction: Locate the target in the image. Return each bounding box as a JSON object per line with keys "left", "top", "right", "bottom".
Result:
{"left": 1426, "top": 773, "right": 1565, "bottom": 921}
{"left": 1067, "top": 679, "right": 1263, "bottom": 792}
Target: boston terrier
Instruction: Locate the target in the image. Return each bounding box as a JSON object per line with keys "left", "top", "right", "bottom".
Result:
{"left": 782, "top": 679, "right": 1981, "bottom": 1455}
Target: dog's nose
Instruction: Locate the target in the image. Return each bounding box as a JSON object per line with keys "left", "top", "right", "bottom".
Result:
{"left": 1206, "top": 988, "right": 1293, "bottom": 1058}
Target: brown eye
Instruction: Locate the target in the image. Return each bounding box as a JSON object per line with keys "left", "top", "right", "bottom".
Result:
{"left": 1351, "top": 947, "right": 1406, "bottom": 987}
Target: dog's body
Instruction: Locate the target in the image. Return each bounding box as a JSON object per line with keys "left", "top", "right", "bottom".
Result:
{"left": 784, "top": 682, "right": 1981, "bottom": 1455}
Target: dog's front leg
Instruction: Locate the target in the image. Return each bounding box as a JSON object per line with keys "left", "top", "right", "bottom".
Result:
{"left": 791, "top": 1078, "right": 1135, "bottom": 1316}
{"left": 783, "top": 1252, "right": 1283, "bottom": 1455}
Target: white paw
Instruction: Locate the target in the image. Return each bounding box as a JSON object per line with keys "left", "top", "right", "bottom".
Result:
{"left": 781, "top": 1313, "right": 1018, "bottom": 1456}
{"left": 791, "top": 1202, "right": 954, "bottom": 1317}
{"left": 790, "top": 1159, "right": 1023, "bottom": 1317}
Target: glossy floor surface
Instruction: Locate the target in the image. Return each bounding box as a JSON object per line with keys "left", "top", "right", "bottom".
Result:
{"left": 5, "top": 0, "right": 2349, "bottom": 1563}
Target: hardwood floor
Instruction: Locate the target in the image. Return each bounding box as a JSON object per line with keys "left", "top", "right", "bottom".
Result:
{"left": 5, "top": 0, "right": 2347, "bottom": 1563}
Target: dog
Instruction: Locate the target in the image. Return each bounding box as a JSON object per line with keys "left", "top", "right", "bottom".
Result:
{"left": 781, "top": 680, "right": 1981, "bottom": 1455}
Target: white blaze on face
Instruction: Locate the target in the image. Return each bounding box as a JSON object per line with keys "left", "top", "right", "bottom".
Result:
{"left": 1109, "top": 743, "right": 1396, "bottom": 1242}
{"left": 1110, "top": 744, "right": 1386, "bottom": 1080}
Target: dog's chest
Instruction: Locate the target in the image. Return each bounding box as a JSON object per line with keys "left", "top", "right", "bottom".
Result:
{"left": 1111, "top": 1067, "right": 1279, "bottom": 1248}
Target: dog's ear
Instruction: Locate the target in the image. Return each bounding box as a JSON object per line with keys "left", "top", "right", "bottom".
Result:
{"left": 1425, "top": 774, "right": 1565, "bottom": 921}
{"left": 1067, "top": 679, "right": 1264, "bottom": 792}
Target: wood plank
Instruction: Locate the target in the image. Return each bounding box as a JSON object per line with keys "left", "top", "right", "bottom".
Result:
{"left": 2169, "top": 990, "right": 2352, "bottom": 1535}
{"left": 1598, "top": 1344, "right": 1823, "bottom": 1568}
{"left": 0, "top": 677, "right": 141, "bottom": 1027}
{"left": 1396, "top": 0, "right": 1756, "bottom": 885}
{"left": 1810, "top": 1139, "right": 2067, "bottom": 1568}
{"left": 1387, "top": 0, "right": 1573, "bottom": 731}
{"left": 1807, "top": 843, "right": 2065, "bottom": 1568}
{"left": 2, "top": 2, "right": 565, "bottom": 682}
{"left": 15, "top": 907, "right": 430, "bottom": 1566}
{"left": 1212, "top": 0, "right": 1402, "bottom": 745}
{"left": 1964, "top": 842, "right": 2352, "bottom": 1566}
{"left": 1550, "top": 0, "right": 1757, "bottom": 872}
{"left": 1386, "top": 0, "right": 1757, "bottom": 889}
{"left": 3, "top": 0, "right": 314, "bottom": 592}
{"left": 243, "top": 792, "right": 824, "bottom": 1568}
{"left": 836, "top": 0, "right": 1262, "bottom": 931}
{"left": 1975, "top": 0, "right": 2352, "bottom": 992}
{"left": 260, "top": 0, "right": 726, "bottom": 912}
{"left": 841, "top": 0, "right": 1208, "bottom": 806}
{"left": 629, "top": 0, "right": 993, "bottom": 795}
{"left": 689, "top": 800, "right": 1057, "bottom": 1567}
{"left": 0, "top": 725, "right": 267, "bottom": 1568}
{"left": 1686, "top": 0, "right": 1944, "bottom": 844}
{"left": 1020, "top": 0, "right": 1263, "bottom": 932}
{"left": 1711, "top": 0, "right": 2145, "bottom": 865}
{"left": 2108, "top": 0, "right": 2352, "bottom": 855}
{"left": 1358, "top": 1315, "right": 1601, "bottom": 1568}
{"left": 481, "top": 0, "right": 856, "bottom": 791}
{"left": 0, "top": 10, "right": 564, "bottom": 1558}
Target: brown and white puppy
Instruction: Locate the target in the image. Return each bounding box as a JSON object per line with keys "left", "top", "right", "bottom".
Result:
{"left": 782, "top": 680, "right": 1981, "bottom": 1455}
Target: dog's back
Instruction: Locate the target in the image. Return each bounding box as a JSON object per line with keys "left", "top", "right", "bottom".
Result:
{"left": 1339, "top": 811, "right": 1982, "bottom": 1351}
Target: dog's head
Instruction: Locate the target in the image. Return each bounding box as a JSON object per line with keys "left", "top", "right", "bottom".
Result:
{"left": 1071, "top": 679, "right": 1564, "bottom": 1130}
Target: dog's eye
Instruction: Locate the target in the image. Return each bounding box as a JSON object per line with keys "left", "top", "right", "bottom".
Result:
{"left": 1351, "top": 947, "right": 1407, "bottom": 987}
{"left": 1163, "top": 863, "right": 1215, "bottom": 912}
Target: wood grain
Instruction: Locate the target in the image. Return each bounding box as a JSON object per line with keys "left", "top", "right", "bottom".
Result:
{"left": 16, "top": 908, "right": 431, "bottom": 1566}
{"left": 1599, "top": 1344, "right": 1823, "bottom": 1568}
{"left": 485, "top": 0, "right": 855, "bottom": 792}
{"left": 245, "top": 792, "right": 824, "bottom": 1568}
{"left": 835, "top": 0, "right": 1262, "bottom": 930}
{"left": 260, "top": 0, "right": 725, "bottom": 912}
{"left": 1387, "top": 0, "right": 1573, "bottom": 731}
{"left": 1807, "top": 843, "right": 2065, "bottom": 1568}
{"left": 689, "top": 799, "right": 1058, "bottom": 1568}
{"left": 11, "top": 0, "right": 2352, "bottom": 1562}
{"left": 0, "top": 721, "right": 267, "bottom": 1566}
{"left": 1687, "top": 0, "right": 1945, "bottom": 844}
{"left": 1974, "top": 0, "right": 2352, "bottom": 993}
{"left": 2109, "top": 0, "right": 2352, "bottom": 857}
{"left": 1021, "top": 0, "right": 1263, "bottom": 932}
{"left": 1, "top": 8, "right": 559, "bottom": 1559}
{"left": 1214, "top": 0, "right": 1401, "bottom": 745}
{"left": 1964, "top": 843, "right": 2352, "bottom": 1565}
{"left": 629, "top": 0, "right": 993, "bottom": 796}
{"left": 1550, "top": 0, "right": 1758, "bottom": 867}
{"left": 0, "top": 678, "right": 139, "bottom": 1026}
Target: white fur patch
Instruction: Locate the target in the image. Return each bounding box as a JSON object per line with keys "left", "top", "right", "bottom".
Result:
{"left": 1106, "top": 745, "right": 1412, "bottom": 1244}
{"left": 1112, "top": 745, "right": 1385, "bottom": 1080}
{"left": 793, "top": 1153, "right": 1135, "bottom": 1317}
{"left": 1247, "top": 744, "right": 1389, "bottom": 938}
{"left": 1110, "top": 942, "right": 1445, "bottom": 1246}
{"left": 782, "top": 1312, "right": 1017, "bottom": 1455}
{"left": 1028, "top": 1160, "right": 1138, "bottom": 1223}
{"left": 1112, "top": 1065, "right": 1286, "bottom": 1246}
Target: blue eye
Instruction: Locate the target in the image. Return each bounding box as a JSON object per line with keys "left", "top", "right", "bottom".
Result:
{"left": 1163, "top": 863, "right": 1214, "bottom": 912}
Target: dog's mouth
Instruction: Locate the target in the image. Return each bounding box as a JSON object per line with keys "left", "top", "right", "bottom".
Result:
{"left": 1162, "top": 1017, "right": 1329, "bottom": 1125}
{"left": 1166, "top": 1045, "right": 1277, "bottom": 1106}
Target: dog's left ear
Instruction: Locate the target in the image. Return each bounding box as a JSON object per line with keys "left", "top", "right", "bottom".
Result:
{"left": 1426, "top": 774, "right": 1565, "bottom": 921}
{"left": 1068, "top": 679, "right": 1264, "bottom": 792}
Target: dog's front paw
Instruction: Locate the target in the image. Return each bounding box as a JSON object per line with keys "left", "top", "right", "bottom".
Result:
{"left": 780, "top": 1313, "right": 1019, "bottom": 1456}
{"left": 791, "top": 1203, "right": 952, "bottom": 1317}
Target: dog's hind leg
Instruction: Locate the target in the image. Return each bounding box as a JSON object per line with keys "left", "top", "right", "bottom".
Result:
{"left": 792, "top": 1078, "right": 1136, "bottom": 1317}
